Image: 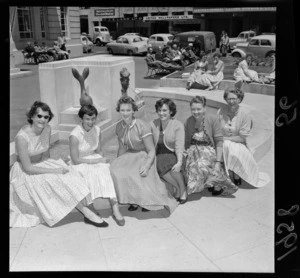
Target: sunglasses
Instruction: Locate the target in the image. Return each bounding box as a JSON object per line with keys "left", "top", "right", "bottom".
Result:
{"left": 36, "top": 114, "right": 50, "bottom": 120}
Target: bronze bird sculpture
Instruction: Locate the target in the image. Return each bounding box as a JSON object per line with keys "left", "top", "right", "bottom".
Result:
{"left": 71, "top": 67, "right": 93, "bottom": 106}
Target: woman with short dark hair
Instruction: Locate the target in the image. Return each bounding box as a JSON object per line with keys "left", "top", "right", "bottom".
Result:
{"left": 150, "top": 98, "right": 187, "bottom": 204}
{"left": 10, "top": 101, "right": 108, "bottom": 228}
{"left": 183, "top": 96, "right": 238, "bottom": 196}
{"left": 69, "top": 104, "right": 125, "bottom": 226}
{"left": 217, "top": 87, "right": 260, "bottom": 187}
{"left": 110, "top": 97, "right": 178, "bottom": 213}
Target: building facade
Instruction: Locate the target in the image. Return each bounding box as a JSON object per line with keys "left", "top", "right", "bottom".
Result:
{"left": 79, "top": 6, "right": 276, "bottom": 43}
{"left": 10, "top": 6, "right": 82, "bottom": 64}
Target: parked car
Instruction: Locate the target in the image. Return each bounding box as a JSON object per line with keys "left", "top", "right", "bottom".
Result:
{"left": 81, "top": 35, "right": 93, "bottom": 53}
{"left": 168, "top": 31, "right": 216, "bottom": 56}
{"left": 228, "top": 30, "right": 256, "bottom": 51}
{"left": 124, "top": 33, "right": 148, "bottom": 42}
{"left": 106, "top": 35, "right": 148, "bottom": 56}
{"left": 93, "top": 26, "right": 111, "bottom": 46}
{"left": 231, "top": 34, "right": 276, "bottom": 58}
{"left": 148, "top": 33, "right": 174, "bottom": 52}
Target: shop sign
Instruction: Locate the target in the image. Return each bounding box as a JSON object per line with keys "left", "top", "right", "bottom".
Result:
{"left": 143, "top": 15, "right": 194, "bottom": 21}
{"left": 94, "top": 9, "right": 115, "bottom": 17}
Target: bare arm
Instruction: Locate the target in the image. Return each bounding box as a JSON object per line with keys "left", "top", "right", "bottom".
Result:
{"left": 95, "top": 129, "right": 104, "bottom": 157}
{"left": 139, "top": 135, "right": 156, "bottom": 177}
{"left": 15, "top": 136, "right": 68, "bottom": 175}
{"left": 208, "top": 61, "right": 224, "bottom": 75}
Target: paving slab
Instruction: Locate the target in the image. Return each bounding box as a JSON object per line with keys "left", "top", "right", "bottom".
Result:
{"left": 10, "top": 212, "right": 108, "bottom": 271}
{"left": 101, "top": 227, "right": 220, "bottom": 272}
{"left": 160, "top": 197, "right": 272, "bottom": 263}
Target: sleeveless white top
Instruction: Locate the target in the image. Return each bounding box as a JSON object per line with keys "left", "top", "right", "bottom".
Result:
{"left": 69, "top": 124, "right": 100, "bottom": 158}
{"left": 14, "top": 125, "right": 51, "bottom": 157}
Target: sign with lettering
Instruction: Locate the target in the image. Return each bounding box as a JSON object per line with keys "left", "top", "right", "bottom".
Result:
{"left": 143, "top": 15, "right": 194, "bottom": 21}
{"left": 94, "top": 9, "right": 115, "bottom": 17}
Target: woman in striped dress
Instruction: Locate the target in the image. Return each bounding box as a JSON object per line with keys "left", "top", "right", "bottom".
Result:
{"left": 217, "top": 88, "right": 259, "bottom": 187}
{"left": 10, "top": 101, "right": 108, "bottom": 228}
{"left": 69, "top": 105, "right": 125, "bottom": 226}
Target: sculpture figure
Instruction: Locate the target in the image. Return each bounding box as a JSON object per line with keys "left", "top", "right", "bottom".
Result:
{"left": 71, "top": 67, "right": 93, "bottom": 106}
{"left": 120, "top": 68, "right": 130, "bottom": 98}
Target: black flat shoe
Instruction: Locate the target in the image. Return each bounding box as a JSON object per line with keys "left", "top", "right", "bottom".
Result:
{"left": 211, "top": 188, "right": 224, "bottom": 196}
{"left": 112, "top": 215, "right": 125, "bottom": 226}
{"left": 178, "top": 198, "right": 188, "bottom": 204}
{"left": 142, "top": 208, "right": 150, "bottom": 212}
{"left": 84, "top": 217, "right": 109, "bottom": 228}
{"left": 233, "top": 178, "right": 242, "bottom": 186}
{"left": 128, "top": 204, "right": 138, "bottom": 211}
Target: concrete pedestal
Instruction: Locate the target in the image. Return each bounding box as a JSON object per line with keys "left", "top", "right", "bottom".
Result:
{"left": 39, "top": 55, "right": 136, "bottom": 134}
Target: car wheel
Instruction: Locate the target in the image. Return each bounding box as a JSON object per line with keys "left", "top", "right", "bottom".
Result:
{"left": 108, "top": 48, "right": 113, "bottom": 55}
{"left": 127, "top": 50, "right": 134, "bottom": 56}
{"left": 265, "top": 51, "right": 275, "bottom": 58}
{"left": 232, "top": 52, "right": 241, "bottom": 58}
{"left": 96, "top": 39, "right": 102, "bottom": 46}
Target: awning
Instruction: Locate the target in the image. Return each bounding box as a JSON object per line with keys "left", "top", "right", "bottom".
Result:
{"left": 143, "top": 15, "right": 194, "bottom": 21}
{"left": 193, "top": 7, "right": 276, "bottom": 13}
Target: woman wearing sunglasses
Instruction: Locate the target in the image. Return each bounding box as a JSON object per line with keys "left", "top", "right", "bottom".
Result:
{"left": 10, "top": 101, "right": 108, "bottom": 228}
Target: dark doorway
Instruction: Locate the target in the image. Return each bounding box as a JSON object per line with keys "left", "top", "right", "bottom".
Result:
{"left": 151, "top": 21, "right": 169, "bottom": 34}
{"left": 80, "top": 16, "right": 89, "bottom": 34}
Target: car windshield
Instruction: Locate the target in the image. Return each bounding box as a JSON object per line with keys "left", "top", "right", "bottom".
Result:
{"left": 116, "top": 38, "right": 123, "bottom": 43}
{"left": 168, "top": 36, "right": 173, "bottom": 40}
{"left": 149, "top": 36, "right": 155, "bottom": 40}
{"left": 249, "top": 39, "right": 259, "bottom": 46}
{"left": 260, "top": 39, "right": 271, "bottom": 46}
{"left": 187, "top": 37, "right": 195, "bottom": 42}
{"left": 238, "top": 33, "right": 245, "bottom": 39}
{"left": 173, "top": 37, "right": 180, "bottom": 43}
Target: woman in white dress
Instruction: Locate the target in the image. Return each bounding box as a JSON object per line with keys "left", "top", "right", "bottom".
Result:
{"left": 69, "top": 105, "right": 125, "bottom": 226}
{"left": 217, "top": 88, "right": 260, "bottom": 187}
{"left": 201, "top": 52, "right": 225, "bottom": 90}
{"left": 186, "top": 53, "right": 209, "bottom": 90}
{"left": 233, "top": 54, "right": 261, "bottom": 83}
{"left": 10, "top": 101, "right": 108, "bottom": 228}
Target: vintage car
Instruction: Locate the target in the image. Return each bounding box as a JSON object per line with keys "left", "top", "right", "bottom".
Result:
{"left": 228, "top": 30, "right": 256, "bottom": 51}
{"left": 124, "top": 33, "right": 148, "bottom": 42}
{"left": 148, "top": 33, "right": 174, "bottom": 52}
{"left": 93, "top": 26, "right": 111, "bottom": 46}
{"left": 168, "top": 31, "right": 216, "bottom": 56}
{"left": 106, "top": 35, "right": 148, "bottom": 56}
{"left": 231, "top": 34, "right": 276, "bottom": 58}
{"left": 81, "top": 35, "right": 93, "bottom": 53}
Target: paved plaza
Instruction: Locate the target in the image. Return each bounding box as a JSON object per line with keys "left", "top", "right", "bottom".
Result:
{"left": 9, "top": 53, "right": 275, "bottom": 272}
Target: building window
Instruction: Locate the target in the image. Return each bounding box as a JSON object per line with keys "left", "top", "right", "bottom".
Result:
{"left": 172, "top": 12, "right": 184, "bottom": 15}
{"left": 40, "top": 7, "right": 47, "bottom": 39}
{"left": 17, "top": 6, "right": 33, "bottom": 39}
{"left": 60, "top": 7, "right": 69, "bottom": 37}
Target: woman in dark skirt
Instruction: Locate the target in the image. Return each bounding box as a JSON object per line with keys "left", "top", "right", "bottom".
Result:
{"left": 150, "top": 98, "right": 187, "bottom": 204}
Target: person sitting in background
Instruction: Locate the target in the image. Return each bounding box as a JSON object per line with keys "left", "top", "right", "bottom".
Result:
{"left": 155, "top": 46, "right": 164, "bottom": 61}
{"left": 233, "top": 54, "right": 262, "bottom": 83}
{"left": 24, "top": 41, "right": 38, "bottom": 64}
{"left": 53, "top": 41, "right": 69, "bottom": 60}
{"left": 201, "top": 52, "right": 225, "bottom": 90}
{"left": 263, "top": 53, "right": 275, "bottom": 83}
{"left": 171, "top": 43, "right": 182, "bottom": 60}
{"left": 69, "top": 105, "right": 125, "bottom": 226}
{"left": 186, "top": 53, "right": 209, "bottom": 90}
{"left": 57, "top": 32, "right": 67, "bottom": 51}
{"left": 217, "top": 86, "right": 260, "bottom": 187}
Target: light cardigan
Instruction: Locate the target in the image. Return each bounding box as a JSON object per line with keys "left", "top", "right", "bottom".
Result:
{"left": 150, "top": 118, "right": 185, "bottom": 160}
{"left": 184, "top": 113, "right": 224, "bottom": 162}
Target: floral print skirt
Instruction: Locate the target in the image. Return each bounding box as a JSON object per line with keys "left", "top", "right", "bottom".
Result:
{"left": 183, "top": 144, "right": 238, "bottom": 196}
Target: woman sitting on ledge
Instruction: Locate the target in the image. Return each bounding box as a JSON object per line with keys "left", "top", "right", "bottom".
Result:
{"left": 110, "top": 97, "right": 178, "bottom": 213}
{"left": 233, "top": 54, "right": 262, "bottom": 84}
{"left": 186, "top": 53, "right": 209, "bottom": 90}
{"left": 200, "top": 52, "right": 225, "bottom": 90}
{"left": 183, "top": 96, "right": 238, "bottom": 196}
{"left": 10, "top": 101, "right": 107, "bottom": 228}
{"left": 69, "top": 104, "right": 125, "bottom": 226}
{"left": 217, "top": 87, "right": 260, "bottom": 187}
